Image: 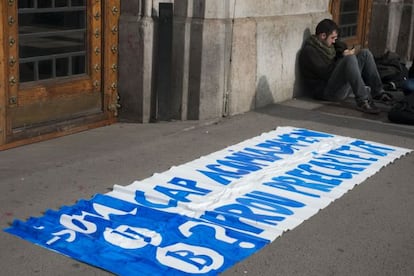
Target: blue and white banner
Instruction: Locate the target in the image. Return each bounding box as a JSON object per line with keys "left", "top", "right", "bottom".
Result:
{"left": 4, "top": 127, "right": 411, "bottom": 275}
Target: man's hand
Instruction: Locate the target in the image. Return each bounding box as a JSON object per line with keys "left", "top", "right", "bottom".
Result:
{"left": 343, "top": 48, "right": 356, "bottom": 56}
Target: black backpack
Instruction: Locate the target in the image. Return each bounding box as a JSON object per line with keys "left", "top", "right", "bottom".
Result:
{"left": 375, "top": 51, "right": 408, "bottom": 90}
{"left": 388, "top": 93, "right": 414, "bottom": 125}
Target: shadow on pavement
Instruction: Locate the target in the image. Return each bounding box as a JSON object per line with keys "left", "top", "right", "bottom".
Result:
{"left": 255, "top": 96, "right": 414, "bottom": 140}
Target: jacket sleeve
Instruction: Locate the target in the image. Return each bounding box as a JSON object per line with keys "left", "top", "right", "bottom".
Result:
{"left": 334, "top": 40, "right": 348, "bottom": 58}
{"left": 299, "top": 45, "right": 336, "bottom": 81}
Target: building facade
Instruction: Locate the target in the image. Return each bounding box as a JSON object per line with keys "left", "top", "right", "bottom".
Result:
{"left": 1, "top": 0, "right": 413, "bottom": 149}
{"left": 119, "top": 0, "right": 414, "bottom": 124}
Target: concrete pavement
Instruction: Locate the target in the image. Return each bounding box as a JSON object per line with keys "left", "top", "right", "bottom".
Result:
{"left": 1, "top": 98, "right": 413, "bottom": 276}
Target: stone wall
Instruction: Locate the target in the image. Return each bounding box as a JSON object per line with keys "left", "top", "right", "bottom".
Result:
{"left": 119, "top": 0, "right": 332, "bottom": 122}
{"left": 118, "top": 1, "right": 154, "bottom": 122}
{"left": 173, "top": 0, "right": 331, "bottom": 120}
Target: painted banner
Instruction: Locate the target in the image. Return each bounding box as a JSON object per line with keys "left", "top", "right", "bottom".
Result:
{"left": 4, "top": 127, "right": 411, "bottom": 275}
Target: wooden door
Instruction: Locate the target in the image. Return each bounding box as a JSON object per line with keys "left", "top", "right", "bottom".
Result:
{"left": 330, "top": 0, "right": 373, "bottom": 49}
{"left": 0, "top": 0, "right": 120, "bottom": 149}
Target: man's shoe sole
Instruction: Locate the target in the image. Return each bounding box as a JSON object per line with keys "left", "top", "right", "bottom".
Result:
{"left": 356, "top": 106, "right": 380, "bottom": 114}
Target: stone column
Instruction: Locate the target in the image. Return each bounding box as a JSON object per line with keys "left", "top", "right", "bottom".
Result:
{"left": 172, "top": 1, "right": 231, "bottom": 120}
{"left": 386, "top": 0, "right": 403, "bottom": 53}
{"left": 118, "top": 0, "right": 155, "bottom": 123}
{"left": 370, "top": 0, "right": 414, "bottom": 61}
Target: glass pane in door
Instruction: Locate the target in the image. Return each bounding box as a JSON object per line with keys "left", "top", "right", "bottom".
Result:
{"left": 18, "top": 0, "right": 87, "bottom": 83}
{"left": 339, "top": 0, "right": 359, "bottom": 38}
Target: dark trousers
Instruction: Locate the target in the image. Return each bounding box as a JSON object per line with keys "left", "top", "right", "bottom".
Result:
{"left": 323, "top": 49, "right": 383, "bottom": 103}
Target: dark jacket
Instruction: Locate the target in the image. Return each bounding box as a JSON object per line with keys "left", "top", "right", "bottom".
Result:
{"left": 299, "top": 38, "right": 347, "bottom": 99}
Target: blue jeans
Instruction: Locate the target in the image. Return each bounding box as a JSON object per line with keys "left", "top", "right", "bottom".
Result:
{"left": 323, "top": 49, "right": 383, "bottom": 103}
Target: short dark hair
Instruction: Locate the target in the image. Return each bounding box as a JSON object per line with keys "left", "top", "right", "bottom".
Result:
{"left": 315, "top": 19, "right": 339, "bottom": 36}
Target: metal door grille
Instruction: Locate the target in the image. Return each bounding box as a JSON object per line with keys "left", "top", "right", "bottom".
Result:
{"left": 18, "top": 0, "right": 87, "bottom": 82}
{"left": 338, "top": 0, "right": 359, "bottom": 38}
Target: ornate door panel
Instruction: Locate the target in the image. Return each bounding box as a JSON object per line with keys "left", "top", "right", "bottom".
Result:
{"left": 330, "top": 0, "right": 373, "bottom": 48}
{"left": 0, "top": 0, "right": 120, "bottom": 149}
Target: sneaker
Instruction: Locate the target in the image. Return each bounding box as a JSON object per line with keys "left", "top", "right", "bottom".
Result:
{"left": 356, "top": 100, "right": 380, "bottom": 114}
{"left": 373, "top": 92, "right": 394, "bottom": 105}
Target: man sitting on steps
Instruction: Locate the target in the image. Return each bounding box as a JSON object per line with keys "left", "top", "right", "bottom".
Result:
{"left": 299, "top": 18, "right": 393, "bottom": 114}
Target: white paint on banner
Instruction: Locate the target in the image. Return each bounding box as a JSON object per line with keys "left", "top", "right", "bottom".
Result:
{"left": 107, "top": 127, "right": 411, "bottom": 241}
{"left": 5, "top": 126, "right": 412, "bottom": 275}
